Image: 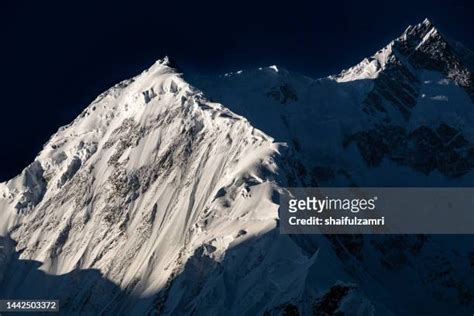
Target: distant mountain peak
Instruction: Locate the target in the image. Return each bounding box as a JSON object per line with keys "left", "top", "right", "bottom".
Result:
{"left": 397, "top": 18, "right": 446, "bottom": 52}
{"left": 396, "top": 19, "right": 473, "bottom": 99}
{"left": 403, "top": 18, "right": 436, "bottom": 33}
{"left": 403, "top": 17, "right": 436, "bottom": 35}
{"left": 422, "top": 17, "right": 432, "bottom": 25}
{"left": 336, "top": 18, "right": 472, "bottom": 87}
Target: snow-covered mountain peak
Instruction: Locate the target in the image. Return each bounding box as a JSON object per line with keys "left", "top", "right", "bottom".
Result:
{"left": 0, "top": 55, "right": 279, "bottom": 231}
{"left": 0, "top": 50, "right": 285, "bottom": 313}
{"left": 146, "top": 56, "right": 182, "bottom": 75}
{"left": 396, "top": 19, "right": 473, "bottom": 99}
{"left": 403, "top": 18, "right": 435, "bottom": 34}
{"left": 397, "top": 18, "right": 449, "bottom": 55}
{"left": 422, "top": 17, "right": 433, "bottom": 26}
{"left": 336, "top": 19, "right": 441, "bottom": 82}
{"left": 336, "top": 18, "right": 473, "bottom": 97}
{"left": 267, "top": 65, "right": 279, "bottom": 72}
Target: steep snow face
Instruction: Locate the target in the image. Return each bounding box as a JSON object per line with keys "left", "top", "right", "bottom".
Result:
{"left": 0, "top": 58, "right": 285, "bottom": 313}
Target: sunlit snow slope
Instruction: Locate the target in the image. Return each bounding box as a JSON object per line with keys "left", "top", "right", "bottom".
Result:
{"left": 0, "top": 58, "right": 286, "bottom": 314}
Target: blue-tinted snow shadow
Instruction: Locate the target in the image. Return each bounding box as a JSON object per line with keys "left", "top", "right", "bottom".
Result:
{"left": 1, "top": 230, "right": 473, "bottom": 316}
{"left": 0, "top": 235, "right": 144, "bottom": 315}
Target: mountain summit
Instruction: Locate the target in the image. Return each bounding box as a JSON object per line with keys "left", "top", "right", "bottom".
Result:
{"left": 1, "top": 20, "right": 473, "bottom": 315}
{"left": 339, "top": 19, "right": 472, "bottom": 101}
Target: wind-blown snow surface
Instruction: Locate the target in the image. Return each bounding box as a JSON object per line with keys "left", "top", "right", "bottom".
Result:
{"left": 1, "top": 20, "right": 474, "bottom": 315}
{"left": 0, "top": 58, "right": 285, "bottom": 314}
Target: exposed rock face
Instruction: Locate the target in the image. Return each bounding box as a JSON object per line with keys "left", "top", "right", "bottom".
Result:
{"left": 266, "top": 84, "right": 299, "bottom": 104}
{"left": 345, "top": 123, "right": 474, "bottom": 177}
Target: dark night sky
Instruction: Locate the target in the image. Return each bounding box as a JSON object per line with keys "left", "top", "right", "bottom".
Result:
{"left": 0, "top": 0, "right": 473, "bottom": 181}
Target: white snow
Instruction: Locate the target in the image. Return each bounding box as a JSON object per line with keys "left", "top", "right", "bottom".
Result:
{"left": 268, "top": 65, "right": 279, "bottom": 72}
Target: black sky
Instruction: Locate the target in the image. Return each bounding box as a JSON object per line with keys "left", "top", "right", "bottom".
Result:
{"left": 0, "top": 0, "right": 473, "bottom": 181}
